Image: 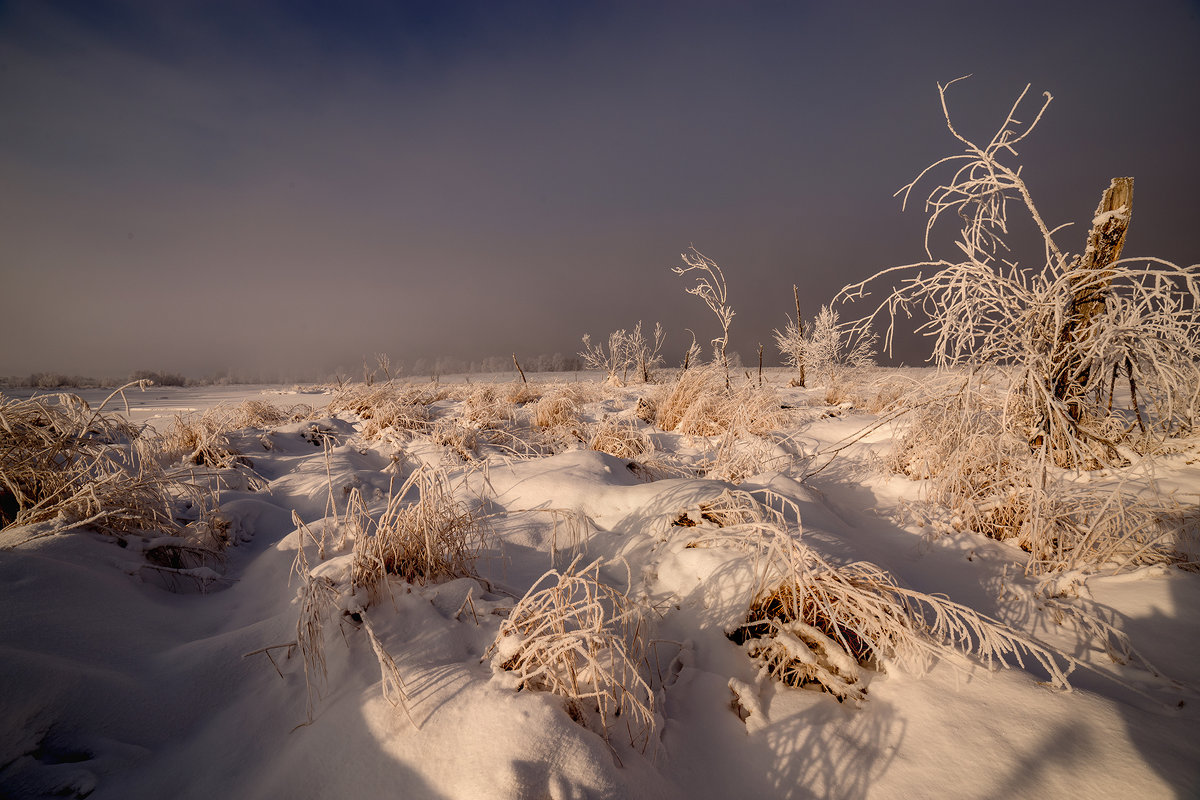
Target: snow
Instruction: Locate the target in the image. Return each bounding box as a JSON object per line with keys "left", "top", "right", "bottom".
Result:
{"left": 1092, "top": 206, "right": 1130, "bottom": 227}
{"left": 2, "top": 372, "right": 1198, "bottom": 799}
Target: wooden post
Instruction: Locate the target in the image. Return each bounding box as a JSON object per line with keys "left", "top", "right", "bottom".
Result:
{"left": 757, "top": 343, "right": 763, "bottom": 386}
{"left": 1053, "top": 177, "right": 1133, "bottom": 421}
{"left": 512, "top": 353, "right": 527, "bottom": 384}
{"left": 793, "top": 285, "right": 806, "bottom": 387}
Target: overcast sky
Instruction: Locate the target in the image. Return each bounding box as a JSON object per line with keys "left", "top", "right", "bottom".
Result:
{"left": 2, "top": 0, "right": 1197, "bottom": 380}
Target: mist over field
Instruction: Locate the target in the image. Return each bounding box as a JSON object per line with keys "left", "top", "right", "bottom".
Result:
{"left": 2, "top": 0, "right": 1197, "bottom": 380}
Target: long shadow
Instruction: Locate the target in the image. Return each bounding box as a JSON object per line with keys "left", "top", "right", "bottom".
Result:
{"left": 1099, "top": 567, "right": 1200, "bottom": 798}
{"left": 757, "top": 690, "right": 905, "bottom": 800}
{"left": 796, "top": 435, "right": 1200, "bottom": 796}
{"left": 976, "top": 721, "right": 1093, "bottom": 800}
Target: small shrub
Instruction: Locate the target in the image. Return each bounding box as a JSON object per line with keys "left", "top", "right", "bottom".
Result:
{"left": 804, "top": 305, "right": 877, "bottom": 388}
{"left": 579, "top": 321, "right": 666, "bottom": 385}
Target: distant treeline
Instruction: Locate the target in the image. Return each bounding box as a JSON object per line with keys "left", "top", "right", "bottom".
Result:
{"left": 1, "top": 354, "right": 585, "bottom": 390}
{"left": 1, "top": 370, "right": 255, "bottom": 390}
{"left": 404, "top": 353, "right": 582, "bottom": 379}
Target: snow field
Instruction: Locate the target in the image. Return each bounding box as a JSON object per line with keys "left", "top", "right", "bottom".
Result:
{"left": 1, "top": 372, "right": 1198, "bottom": 799}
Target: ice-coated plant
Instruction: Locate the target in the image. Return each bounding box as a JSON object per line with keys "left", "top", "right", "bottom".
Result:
{"left": 579, "top": 321, "right": 665, "bottom": 385}
{"left": 673, "top": 246, "right": 735, "bottom": 387}
{"left": 836, "top": 78, "right": 1199, "bottom": 576}
{"left": 839, "top": 77, "right": 1199, "bottom": 465}
{"left": 486, "top": 558, "right": 656, "bottom": 751}
{"left": 678, "top": 490, "right": 1077, "bottom": 700}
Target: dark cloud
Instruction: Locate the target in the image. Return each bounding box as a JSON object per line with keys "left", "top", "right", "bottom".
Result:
{"left": 2, "top": 0, "right": 1197, "bottom": 379}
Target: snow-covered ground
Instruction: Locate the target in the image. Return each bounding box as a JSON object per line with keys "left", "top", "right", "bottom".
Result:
{"left": 2, "top": 371, "right": 1198, "bottom": 799}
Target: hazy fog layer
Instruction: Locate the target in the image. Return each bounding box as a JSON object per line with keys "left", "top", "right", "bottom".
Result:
{"left": 2, "top": 0, "right": 1197, "bottom": 380}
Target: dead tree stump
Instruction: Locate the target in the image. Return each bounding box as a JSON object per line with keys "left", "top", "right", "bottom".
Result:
{"left": 1053, "top": 177, "right": 1133, "bottom": 422}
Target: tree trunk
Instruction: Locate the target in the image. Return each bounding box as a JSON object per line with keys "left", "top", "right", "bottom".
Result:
{"left": 1053, "top": 177, "right": 1133, "bottom": 421}
{"left": 1072, "top": 177, "right": 1133, "bottom": 329}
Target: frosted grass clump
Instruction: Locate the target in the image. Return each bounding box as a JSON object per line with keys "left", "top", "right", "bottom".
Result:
{"left": 486, "top": 558, "right": 656, "bottom": 751}
{"left": 1, "top": 386, "right": 219, "bottom": 553}
{"left": 681, "top": 490, "right": 1076, "bottom": 699}
{"left": 351, "top": 466, "right": 490, "bottom": 592}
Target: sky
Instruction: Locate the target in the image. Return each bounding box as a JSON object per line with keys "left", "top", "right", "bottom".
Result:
{"left": 1, "top": 0, "right": 1198, "bottom": 381}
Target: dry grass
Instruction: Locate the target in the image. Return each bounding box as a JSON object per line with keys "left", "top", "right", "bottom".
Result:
{"left": 653, "top": 365, "right": 791, "bottom": 437}
{"left": 486, "top": 558, "right": 655, "bottom": 751}
{"left": 429, "top": 419, "right": 483, "bottom": 462}
{"left": 0, "top": 390, "right": 218, "bottom": 550}
{"left": 823, "top": 371, "right": 919, "bottom": 413}
{"left": 143, "top": 398, "right": 315, "bottom": 469}
{"left": 285, "top": 469, "right": 466, "bottom": 728}
{"left": 459, "top": 385, "right": 517, "bottom": 429}
{"left": 504, "top": 381, "right": 543, "bottom": 406}
{"left": 889, "top": 380, "right": 1189, "bottom": 576}
{"left": 731, "top": 555, "right": 1075, "bottom": 701}
{"left": 588, "top": 418, "right": 653, "bottom": 460}
{"left": 351, "top": 466, "right": 491, "bottom": 594}
{"left": 532, "top": 389, "right": 583, "bottom": 431}
{"left": 653, "top": 365, "right": 728, "bottom": 435}
{"left": 587, "top": 418, "right": 697, "bottom": 482}
{"left": 327, "top": 384, "right": 430, "bottom": 440}
{"left": 295, "top": 570, "right": 338, "bottom": 723}
{"left": 679, "top": 490, "right": 1076, "bottom": 700}
{"left": 148, "top": 412, "right": 245, "bottom": 469}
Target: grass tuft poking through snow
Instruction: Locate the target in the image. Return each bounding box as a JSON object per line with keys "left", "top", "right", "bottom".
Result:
{"left": 888, "top": 376, "right": 1194, "bottom": 575}
{"left": 486, "top": 558, "right": 657, "bottom": 752}
{"left": 351, "top": 465, "right": 491, "bottom": 592}
{"left": 682, "top": 490, "right": 1077, "bottom": 700}
{"left": 0, "top": 387, "right": 220, "bottom": 555}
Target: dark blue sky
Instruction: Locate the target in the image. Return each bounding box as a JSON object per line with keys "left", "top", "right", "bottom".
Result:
{"left": 2, "top": 0, "right": 1197, "bottom": 379}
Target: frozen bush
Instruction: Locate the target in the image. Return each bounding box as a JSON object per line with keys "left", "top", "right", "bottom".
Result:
{"left": 838, "top": 79, "right": 1199, "bottom": 574}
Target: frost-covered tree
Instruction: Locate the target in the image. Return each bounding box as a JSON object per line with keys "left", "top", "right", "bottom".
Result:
{"left": 839, "top": 77, "right": 1199, "bottom": 465}
{"left": 801, "top": 305, "right": 877, "bottom": 386}
{"left": 836, "top": 78, "right": 1199, "bottom": 578}
{"left": 772, "top": 286, "right": 807, "bottom": 386}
